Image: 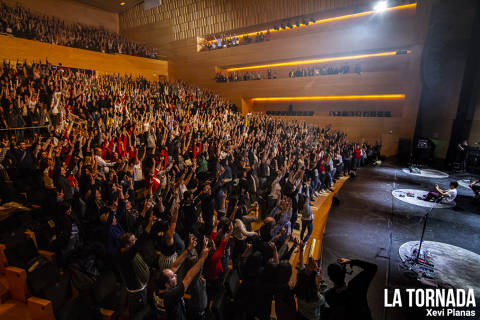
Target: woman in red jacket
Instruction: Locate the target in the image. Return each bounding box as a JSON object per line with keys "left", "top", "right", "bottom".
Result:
{"left": 204, "top": 217, "right": 232, "bottom": 304}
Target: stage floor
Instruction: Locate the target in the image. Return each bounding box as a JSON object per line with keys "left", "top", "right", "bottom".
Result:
{"left": 321, "top": 161, "right": 480, "bottom": 320}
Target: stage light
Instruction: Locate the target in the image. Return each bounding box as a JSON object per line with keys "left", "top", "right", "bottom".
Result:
{"left": 374, "top": 1, "right": 388, "bottom": 12}
{"left": 120, "top": 2, "right": 126, "bottom": 6}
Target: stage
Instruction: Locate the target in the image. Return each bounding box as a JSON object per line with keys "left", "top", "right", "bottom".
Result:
{"left": 321, "top": 161, "right": 480, "bottom": 320}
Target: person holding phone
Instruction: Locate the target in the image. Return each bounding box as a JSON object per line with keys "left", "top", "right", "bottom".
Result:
{"left": 326, "top": 258, "right": 378, "bottom": 320}
{"left": 419, "top": 181, "right": 458, "bottom": 203}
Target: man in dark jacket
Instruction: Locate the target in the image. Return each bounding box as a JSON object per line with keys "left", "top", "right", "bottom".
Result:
{"left": 55, "top": 165, "right": 73, "bottom": 201}
{"left": 326, "top": 258, "right": 378, "bottom": 320}
{"left": 179, "top": 191, "right": 200, "bottom": 238}
{"left": 55, "top": 201, "right": 83, "bottom": 261}
{"left": 199, "top": 184, "right": 215, "bottom": 235}
{"left": 116, "top": 201, "right": 154, "bottom": 320}
{"left": 12, "top": 140, "right": 34, "bottom": 171}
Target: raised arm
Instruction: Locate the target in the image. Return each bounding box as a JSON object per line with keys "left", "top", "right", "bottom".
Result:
{"left": 182, "top": 237, "right": 210, "bottom": 290}
{"left": 170, "top": 234, "right": 196, "bottom": 273}
{"left": 165, "top": 201, "right": 179, "bottom": 246}
{"left": 339, "top": 258, "right": 378, "bottom": 294}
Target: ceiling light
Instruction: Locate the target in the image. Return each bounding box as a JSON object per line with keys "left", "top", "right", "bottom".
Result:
{"left": 120, "top": 2, "right": 126, "bottom": 6}
{"left": 374, "top": 1, "right": 388, "bottom": 12}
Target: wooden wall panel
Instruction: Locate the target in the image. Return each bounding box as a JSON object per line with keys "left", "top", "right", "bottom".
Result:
{"left": 0, "top": 36, "right": 168, "bottom": 80}
{"left": 4, "top": 0, "right": 119, "bottom": 33}
{"left": 120, "top": 0, "right": 372, "bottom": 41}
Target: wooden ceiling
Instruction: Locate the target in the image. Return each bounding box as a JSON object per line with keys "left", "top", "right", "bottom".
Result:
{"left": 74, "top": 0, "right": 143, "bottom": 13}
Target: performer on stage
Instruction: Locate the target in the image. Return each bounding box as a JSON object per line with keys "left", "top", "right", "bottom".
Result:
{"left": 419, "top": 181, "right": 458, "bottom": 203}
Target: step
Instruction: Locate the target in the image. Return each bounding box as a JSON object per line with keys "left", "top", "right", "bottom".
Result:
{"left": 0, "top": 275, "right": 10, "bottom": 303}
{"left": 0, "top": 299, "right": 31, "bottom": 320}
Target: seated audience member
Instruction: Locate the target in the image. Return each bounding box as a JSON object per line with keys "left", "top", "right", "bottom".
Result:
{"left": 326, "top": 258, "right": 378, "bottom": 320}
{"left": 419, "top": 181, "right": 458, "bottom": 203}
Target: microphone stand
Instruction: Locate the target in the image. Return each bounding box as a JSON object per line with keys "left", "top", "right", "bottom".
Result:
{"left": 414, "top": 196, "right": 443, "bottom": 264}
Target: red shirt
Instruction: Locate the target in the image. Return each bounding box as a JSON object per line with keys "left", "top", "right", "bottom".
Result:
{"left": 205, "top": 232, "right": 227, "bottom": 280}
{"left": 149, "top": 169, "right": 161, "bottom": 193}
{"left": 354, "top": 149, "right": 362, "bottom": 159}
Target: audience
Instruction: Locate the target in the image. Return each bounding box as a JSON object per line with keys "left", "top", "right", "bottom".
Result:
{"left": 215, "top": 64, "right": 360, "bottom": 83}
{"left": 204, "top": 30, "right": 269, "bottom": 51}
{"left": 0, "top": 53, "right": 380, "bottom": 319}
{"left": 0, "top": 1, "right": 158, "bottom": 59}
{"left": 289, "top": 64, "right": 355, "bottom": 78}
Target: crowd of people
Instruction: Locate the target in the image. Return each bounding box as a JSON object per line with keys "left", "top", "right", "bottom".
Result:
{"left": 0, "top": 1, "right": 158, "bottom": 59}
{"left": 203, "top": 16, "right": 327, "bottom": 52}
{"left": 215, "top": 64, "right": 362, "bottom": 83}
{"left": 289, "top": 64, "right": 361, "bottom": 78}
{"left": 0, "top": 56, "right": 380, "bottom": 320}
{"left": 215, "top": 69, "right": 277, "bottom": 82}
{"left": 203, "top": 30, "right": 271, "bottom": 51}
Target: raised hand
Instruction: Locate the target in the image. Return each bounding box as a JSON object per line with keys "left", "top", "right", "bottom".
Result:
{"left": 187, "top": 233, "right": 197, "bottom": 251}
{"left": 337, "top": 258, "right": 351, "bottom": 265}
{"left": 201, "top": 237, "right": 210, "bottom": 257}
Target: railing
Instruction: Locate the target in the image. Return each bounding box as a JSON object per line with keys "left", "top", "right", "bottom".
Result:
{"left": 0, "top": 125, "right": 50, "bottom": 142}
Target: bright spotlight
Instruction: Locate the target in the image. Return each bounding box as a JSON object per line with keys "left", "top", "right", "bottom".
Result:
{"left": 373, "top": 1, "right": 388, "bottom": 12}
